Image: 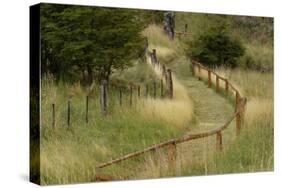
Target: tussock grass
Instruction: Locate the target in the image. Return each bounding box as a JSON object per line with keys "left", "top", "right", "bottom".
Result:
{"left": 215, "top": 68, "right": 273, "bottom": 99}
{"left": 205, "top": 68, "right": 274, "bottom": 174}
{"left": 136, "top": 68, "right": 273, "bottom": 178}
{"left": 139, "top": 54, "right": 194, "bottom": 129}
{"left": 239, "top": 43, "right": 273, "bottom": 71}
{"left": 142, "top": 24, "right": 183, "bottom": 64}
{"left": 40, "top": 47, "right": 195, "bottom": 184}
{"left": 137, "top": 98, "right": 193, "bottom": 129}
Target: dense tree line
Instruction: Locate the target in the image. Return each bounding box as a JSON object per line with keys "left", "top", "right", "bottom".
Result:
{"left": 41, "top": 4, "right": 161, "bottom": 85}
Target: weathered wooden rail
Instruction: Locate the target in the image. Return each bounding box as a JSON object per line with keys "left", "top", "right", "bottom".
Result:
{"left": 94, "top": 59, "right": 247, "bottom": 181}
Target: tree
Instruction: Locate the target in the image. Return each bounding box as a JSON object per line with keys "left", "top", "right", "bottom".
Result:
{"left": 41, "top": 4, "right": 147, "bottom": 84}
{"left": 190, "top": 16, "right": 245, "bottom": 67}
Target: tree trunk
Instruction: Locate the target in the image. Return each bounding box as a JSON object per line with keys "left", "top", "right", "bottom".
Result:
{"left": 86, "top": 64, "right": 93, "bottom": 85}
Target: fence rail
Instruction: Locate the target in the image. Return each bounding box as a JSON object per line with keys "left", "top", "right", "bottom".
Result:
{"left": 94, "top": 58, "right": 247, "bottom": 181}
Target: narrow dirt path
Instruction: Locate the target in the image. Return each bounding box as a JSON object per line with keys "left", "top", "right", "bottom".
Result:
{"left": 134, "top": 57, "right": 237, "bottom": 179}
{"left": 171, "top": 60, "right": 234, "bottom": 132}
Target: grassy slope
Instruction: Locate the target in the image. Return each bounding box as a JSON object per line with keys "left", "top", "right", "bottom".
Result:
{"left": 133, "top": 25, "right": 242, "bottom": 179}
{"left": 175, "top": 12, "right": 273, "bottom": 71}
{"left": 40, "top": 15, "right": 273, "bottom": 183}
{"left": 205, "top": 68, "right": 274, "bottom": 174}
{"left": 174, "top": 12, "right": 273, "bottom": 175}
{"left": 137, "top": 20, "right": 273, "bottom": 177}
{"left": 39, "top": 30, "right": 195, "bottom": 183}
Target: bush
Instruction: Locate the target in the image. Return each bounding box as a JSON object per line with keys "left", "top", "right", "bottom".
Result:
{"left": 190, "top": 32, "right": 245, "bottom": 67}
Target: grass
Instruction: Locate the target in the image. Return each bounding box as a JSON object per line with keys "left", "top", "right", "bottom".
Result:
{"left": 133, "top": 66, "right": 273, "bottom": 179}
{"left": 142, "top": 24, "right": 183, "bottom": 64}
{"left": 38, "top": 18, "right": 273, "bottom": 183}
{"left": 175, "top": 12, "right": 273, "bottom": 72}
{"left": 239, "top": 42, "right": 273, "bottom": 71}
{"left": 39, "top": 48, "right": 195, "bottom": 184}
{"left": 183, "top": 68, "right": 274, "bottom": 175}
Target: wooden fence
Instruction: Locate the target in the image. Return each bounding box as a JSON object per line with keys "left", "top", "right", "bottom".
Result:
{"left": 149, "top": 48, "right": 173, "bottom": 99}
{"left": 94, "top": 59, "right": 247, "bottom": 181}
{"left": 49, "top": 48, "right": 174, "bottom": 128}
{"left": 50, "top": 79, "right": 169, "bottom": 127}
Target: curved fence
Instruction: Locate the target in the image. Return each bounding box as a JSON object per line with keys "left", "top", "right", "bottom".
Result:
{"left": 94, "top": 54, "right": 247, "bottom": 182}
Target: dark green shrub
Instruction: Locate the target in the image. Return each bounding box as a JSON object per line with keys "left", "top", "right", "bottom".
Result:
{"left": 190, "top": 32, "right": 245, "bottom": 67}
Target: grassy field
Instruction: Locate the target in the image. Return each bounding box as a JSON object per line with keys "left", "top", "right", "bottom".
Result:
{"left": 131, "top": 23, "right": 273, "bottom": 178}
{"left": 40, "top": 50, "right": 195, "bottom": 184}
{"left": 39, "top": 14, "right": 273, "bottom": 183}
{"left": 179, "top": 68, "right": 274, "bottom": 175}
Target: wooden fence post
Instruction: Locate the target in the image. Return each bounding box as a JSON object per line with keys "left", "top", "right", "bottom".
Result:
{"left": 100, "top": 80, "right": 107, "bottom": 115}
{"left": 167, "top": 69, "right": 173, "bottom": 99}
{"left": 137, "top": 85, "right": 141, "bottom": 98}
{"left": 236, "top": 112, "right": 241, "bottom": 136}
{"left": 208, "top": 70, "right": 211, "bottom": 88}
{"left": 119, "top": 89, "right": 122, "bottom": 106}
{"left": 52, "top": 103, "right": 55, "bottom": 128}
{"left": 168, "top": 143, "right": 177, "bottom": 171}
{"left": 236, "top": 93, "right": 241, "bottom": 136}
{"left": 225, "top": 80, "right": 229, "bottom": 93}
{"left": 240, "top": 97, "right": 247, "bottom": 124}
{"left": 130, "top": 85, "right": 133, "bottom": 106}
{"left": 160, "top": 79, "right": 164, "bottom": 97}
{"left": 153, "top": 81, "right": 156, "bottom": 99}
{"left": 67, "top": 99, "right": 71, "bottom": 127}
{"left": 86, "top": 95, "right": 89, "bottom": 124}
{"left": 152, "top": 49, "right": 157, "bottom": 65}
{"left": 235, "top": 91, "right": 240, "bottom": 112}
{"left": 216, "top": 76, "right": 219, "bottom": 92}
{"left": 216, "top": 131, "right": 222, "bottom": 151}
{"left": 162, "top": 64, "right": 166, "bottom": 78}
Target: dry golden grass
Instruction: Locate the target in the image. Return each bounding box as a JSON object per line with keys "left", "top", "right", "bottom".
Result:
{"left": 41, "top": 73, "right": 57, "bottom": 103}
{"left": 137, "top": 98, "right": 193, "bottom": 129}
{"left": 149, "top": 45, "right": 175, "bottom": 59}
{"left": 138, "top": 55, "right": 194, "bottom": 129}
{"left": 142, "top": 24, "right": 182, "bottom": 63}
{"left": 142, "top": 24, "right": 176, "bottom": 48}
{"left": 245, "top": 98, "right": 273, "bottom": 126}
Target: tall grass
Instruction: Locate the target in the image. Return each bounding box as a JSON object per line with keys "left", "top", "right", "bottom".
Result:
{"left": 133, "top": 67, "right": 273, "bottom": 178}
{"left": 40, "top": 76, "right": 187, "bottom": 184}
{"left": 40, "top": 48, "right": 195, "bottom": 184}
{"left": 195, "top": 68, "right": 273, "bottom": 174}
{"left": 239, "top": 42, "right": 273, "bottom": 71}
{"left": 142, "top": 24, "right": 183, "bottom": 64}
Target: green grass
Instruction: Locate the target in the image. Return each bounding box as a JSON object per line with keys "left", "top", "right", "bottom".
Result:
{"left": 39, "top": 59, "right": 194, "bottom": 184}
{"left": 183, "top": 68, "right": 273, "bottom": 175}
{"left": 139, "top": 21, "right": 274, "bottom": 177}
{"left": 239, "top": 42, "right": 273, "bottom": 71}
{"left": 38, "top": 16, "right": 273, "bottom": 183}
{"left": 175, "top": 12, "right": 273, "bottom": 72}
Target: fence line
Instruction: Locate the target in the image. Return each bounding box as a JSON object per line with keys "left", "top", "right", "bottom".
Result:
{"left": 49, "top": 69, "right": 169, "bottom": 127}
{"left": 148, "top": 48, "right": 174, "bottom": 99}
{"left": 94, "top": 58, "right": 247, "bottom": 181}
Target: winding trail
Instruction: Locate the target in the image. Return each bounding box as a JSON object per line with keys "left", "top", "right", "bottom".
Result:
{"left": 171, "top": 60, "right": 234, "bottom": 132}
{"left": 135, "top": 57, "right": 238, "bottom": 178}
{"left": 96, "top": 48, "right": 240, "bottom": 180}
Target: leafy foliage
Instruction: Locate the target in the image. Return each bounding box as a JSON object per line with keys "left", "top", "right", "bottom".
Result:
{"left": 190, "top": 16, "right": 245, "bottom": 67}
{"left": 41, "top": 4, "right": 147, "bottom": 84}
